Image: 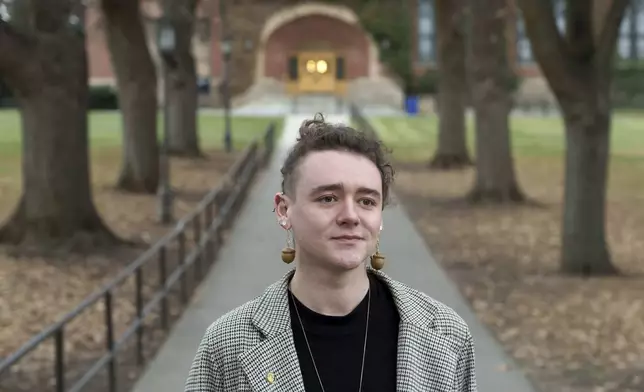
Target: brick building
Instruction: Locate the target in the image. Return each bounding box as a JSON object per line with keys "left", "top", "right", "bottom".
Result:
{"left": 84, "top": 0, "right": 644, "bottom": 107}
{"left": 412, "top": 0, "right": 644, "bottom": 103}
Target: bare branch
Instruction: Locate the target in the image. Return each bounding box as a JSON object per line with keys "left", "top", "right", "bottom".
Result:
{"left": 596, "top": 0, "right": 630, "bottom": 73}
{"left": 516, "top": 0, "right": 580, "bottom": 97}
{"left": 566, "top": 0, "right": 593, "bottom": 61}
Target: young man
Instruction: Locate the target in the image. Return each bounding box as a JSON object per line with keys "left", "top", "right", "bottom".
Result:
{"left": 185, "top": 114, "right": 477, "bottom": 391}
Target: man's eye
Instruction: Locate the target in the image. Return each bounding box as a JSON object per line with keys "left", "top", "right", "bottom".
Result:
{"left": 359, "top": 199, "right": 376, "bottom": 206}
{"left": 318, "top": 195, "right": 337, "bottom": 203}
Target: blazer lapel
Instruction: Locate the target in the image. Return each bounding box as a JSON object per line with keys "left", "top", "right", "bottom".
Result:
{"left": 238, "top": 330, "right": 305, "bottom": 392}
{"left": 396, "top": 322, "right": 460, "bottom": 391}
{"left": 238, "top": 268, "right": 460, "bottom": 391}
{"left": 371, "top": 270, "right": 460, "bottom": 391}
{"left": 396, "top": 321, "right": 425, "bottom": 391}
{"left": 239, "top": 270, "right": 306, "bottom": 392}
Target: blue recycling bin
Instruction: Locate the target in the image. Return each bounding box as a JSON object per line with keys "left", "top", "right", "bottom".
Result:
{"left": 405, "top": 95, "right": 419, "bottom": 115}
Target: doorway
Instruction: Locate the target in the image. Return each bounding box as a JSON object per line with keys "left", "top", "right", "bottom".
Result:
{"left": 295, "top": 51, "right": 337, "bottom": 93}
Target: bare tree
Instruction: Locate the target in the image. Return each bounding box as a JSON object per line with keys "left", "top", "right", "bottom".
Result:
{"left": 429, "top": 0, "right": 472, "bottom": 169}
{"left": 163, "top": 0, "right": 201, "bottom": 157}
{"left": 517, "top": 0, "right": 630, "bottom": 275}
{"left": 101, "top": 0, "right": 160, "bottom": 193}
{"left": 467, "top": 0, "right": 525, "bottom": 203}
{"left": 0, "top": 0, "right": 117, "bottom": 248}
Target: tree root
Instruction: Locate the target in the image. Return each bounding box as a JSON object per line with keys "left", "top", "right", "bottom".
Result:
{"left": 0, "top": 199, "right": 129, "bottom": 256}
{"left": 167, "top": 147, "right": 204, "bottom": 159}
{"left": 467, "top": 186, "right": 526, "bottom": 204}
{"left": 428, "top": 153, "right": 473, "bottom": 170}
{"left": 116, "top": 169, "right": 158, "bottom": 194}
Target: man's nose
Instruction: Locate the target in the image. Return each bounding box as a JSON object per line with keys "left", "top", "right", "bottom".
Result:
{"left": 336, "top": 199, "right": 359, "bottom": 225}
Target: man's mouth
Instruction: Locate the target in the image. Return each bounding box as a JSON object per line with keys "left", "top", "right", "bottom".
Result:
{"left": 331, "top": 235, "right": 364, "bottom": 241}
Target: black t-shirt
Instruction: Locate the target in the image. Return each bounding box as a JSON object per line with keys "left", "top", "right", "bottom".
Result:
{"left": 288, "top": 273, "right": 400, "bottom": 392}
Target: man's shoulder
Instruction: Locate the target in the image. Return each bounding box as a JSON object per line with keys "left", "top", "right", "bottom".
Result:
{"left": 388, "top": 277, "right": 472, "bottom": 345}
{"left": 205, "top": 296, "right": 260, "bottom": 333}
{"left": 200, "top": 297, "right": 262, "bottom": 358}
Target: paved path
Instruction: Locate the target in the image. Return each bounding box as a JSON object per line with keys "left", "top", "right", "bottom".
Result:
{"left": 132, "top": 110, "right": 536, "bottom": 392}
{"left": 200, "top": 94, "right": 405, "bottom": 117}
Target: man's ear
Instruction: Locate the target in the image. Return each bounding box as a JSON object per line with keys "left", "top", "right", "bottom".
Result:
{"left": 274, "top": 192, "right": 291, "bottom": 229}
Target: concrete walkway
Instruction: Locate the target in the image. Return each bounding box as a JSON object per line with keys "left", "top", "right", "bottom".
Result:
{"left": 132, "top": 111, "right": 536, "bottom": 392}
{"left": 200, "top": 94, "right": 405, "bottom": 117}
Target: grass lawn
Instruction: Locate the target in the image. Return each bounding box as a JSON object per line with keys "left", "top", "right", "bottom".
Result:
{"left": 0, "top": 109, "right": 283, "bottom": 168}
{"left": 0, "top": 109, "right": 283, "bottom": 205}
{"left": 0, "top": 108, "right": 283, "bottom": 392}
{"left": 371, "top": 112, "right": 644, "bottom": 392}
{"left": 370, "top": 112, "right": 644, "bottom": 164}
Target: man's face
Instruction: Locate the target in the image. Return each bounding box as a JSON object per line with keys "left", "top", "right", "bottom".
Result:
{"left": 275, "top": 150, "right": 383, "bottom": 272}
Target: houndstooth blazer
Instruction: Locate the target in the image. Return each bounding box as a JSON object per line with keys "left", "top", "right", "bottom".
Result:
{"left": 185, "top": 269, "right": 477, "bottom": 391}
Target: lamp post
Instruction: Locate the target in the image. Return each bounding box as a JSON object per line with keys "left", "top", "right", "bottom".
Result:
{"left": 219, "top": 0, "right": 233, "bottom": 153}
{"left": 157, "top": 16, "right": 177, "bottom": 224}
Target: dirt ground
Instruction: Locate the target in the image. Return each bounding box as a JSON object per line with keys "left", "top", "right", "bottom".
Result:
{"left": 0, "top": 148, "right": 239, "bottom": 391}
{"left": 393, "top": 156, "right": 644, "bottom": 392}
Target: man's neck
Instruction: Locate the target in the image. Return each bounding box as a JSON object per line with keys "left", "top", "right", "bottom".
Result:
{"left": 289, "top": 261, "right": 370, "bottom": 317}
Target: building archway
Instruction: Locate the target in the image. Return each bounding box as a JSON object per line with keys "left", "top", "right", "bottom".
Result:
{"left": 254, "top": 2, "right": 380, "bottom": 84}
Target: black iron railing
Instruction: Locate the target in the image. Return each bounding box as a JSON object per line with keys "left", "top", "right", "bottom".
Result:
{"left": 0, "top": 122, "right": 276, "bottom": 392}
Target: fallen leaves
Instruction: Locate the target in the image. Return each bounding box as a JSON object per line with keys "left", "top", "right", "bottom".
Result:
{"left": 394, "top": 155, "right": 644, "bottom": 392}
{"left": 0, "top": 148, "right": 238, "bottom": 391}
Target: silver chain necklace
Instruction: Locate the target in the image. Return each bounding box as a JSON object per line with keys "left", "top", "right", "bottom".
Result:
{"left": 290, "top": 287, "right": 372, "bottom": 392}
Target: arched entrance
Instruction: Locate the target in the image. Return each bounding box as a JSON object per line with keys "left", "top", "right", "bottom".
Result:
{"left": 255, "top": 3, "right": 377, "bottom": 97}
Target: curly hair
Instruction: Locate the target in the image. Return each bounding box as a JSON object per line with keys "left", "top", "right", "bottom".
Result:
{"left": 280, "top": 113, "right": 395, "bottom": 207}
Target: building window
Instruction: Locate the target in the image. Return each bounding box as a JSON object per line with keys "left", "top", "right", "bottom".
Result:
{"left": 518, "top": 0, "right": 644, "bottom": 64}
{"left": 618, "top": 0, "right": 644, "bottom": 61}
{"left": 516, "top": 16, "right": 533, "bottom": 64}
{"left": 0, "top": 3, "right": 9, "bottom": 21}
{"left": 417, "top": 0, "right": 436, "bottom": 63}
{"left": 553, "top": 0, "right": 566, "bottom": 33}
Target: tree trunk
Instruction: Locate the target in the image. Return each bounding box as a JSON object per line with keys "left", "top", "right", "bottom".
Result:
{"left": 165, "top": 0, "right": 200, "bottom": 157}
{"left": 429, "top": 0, "right": 472, "bottom": 169}
{"left": 467, "top": 0, "right": 525, "bottom": 203}
{"left": 515, "top": 0, "right": 629, "bottom": 276}
{"left": 0, "top": 14, "right": 117, "bottom": 249}
{"left": 468, "top": 96, "right": 524, "bottom": 202}
{"left": 101, "top": 0, "right": 160, "bottom": 193}
{"left": 560, "top": 103, "right": 617, "bottom": 275}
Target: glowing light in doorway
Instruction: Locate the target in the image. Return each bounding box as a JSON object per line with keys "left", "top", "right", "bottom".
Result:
{"left": 305, "top": 59, "right": 329, "bottom": 74}
{"left": 316, "top": 60, "right": 328, "bottom": 74}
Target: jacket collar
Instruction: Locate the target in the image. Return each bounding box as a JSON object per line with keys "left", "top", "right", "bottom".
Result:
{"left": 238, "top": 267, "right": 448, "bottom": 391}
{"left": 250, "top": 267, "right": 436, "bottom": 339}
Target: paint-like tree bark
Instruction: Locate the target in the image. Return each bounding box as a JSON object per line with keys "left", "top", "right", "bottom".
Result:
{"left": 101, "top": 0, "right": 160, "bottom": 193}
{"left": 517, "top": 0, "right": 630, "bottom": 275}
{"left": 164, "top": 0, "right": 201, "bottom": 157}
{"left": 467, "top": 0, "right": 525, "bottom": 202}
{"left": 429, "top": 0, "right": 472, "bottom": 169}
{"left": 0, "top": 0, "right": 117, "bottom": 248}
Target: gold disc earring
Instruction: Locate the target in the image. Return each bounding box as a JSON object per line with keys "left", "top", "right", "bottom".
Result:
{"left": 370, "top": 239, "right": 385, "bottom": 270}
{"left": 281, "top": 228, "right": 295, "bottom": 264}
